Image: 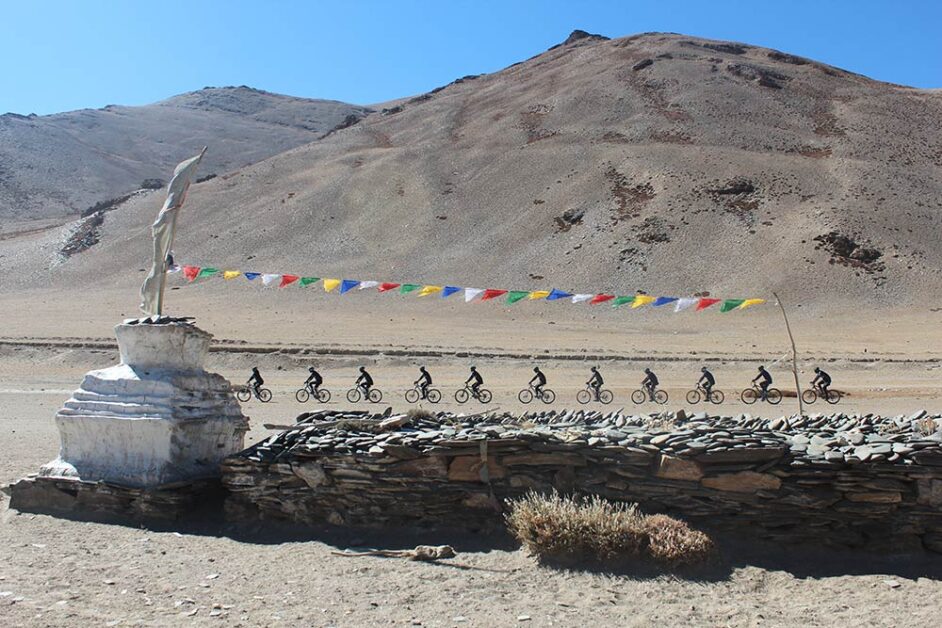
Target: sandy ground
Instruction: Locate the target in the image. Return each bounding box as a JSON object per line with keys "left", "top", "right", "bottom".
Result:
{"left": 0, "top": 295, "right": 941, "bottom": 627}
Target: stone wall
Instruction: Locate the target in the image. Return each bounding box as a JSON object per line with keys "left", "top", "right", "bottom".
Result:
{"left": 222, "top": 409, "right": 942, "bottom": 553}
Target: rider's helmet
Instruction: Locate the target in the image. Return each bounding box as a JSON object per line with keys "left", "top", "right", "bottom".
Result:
{"left": 470, "top": 365, "right": 476, "bottom": 371}
{"left": 758, "top": 365, "right": 765, "bottom": 371}
{"left": 308, "top": 366, "right": 316, "bottom": 372}
{"left": 359, "top": 366, "right": 366, "bottom": 373}
{"left": 533, "top": 367, "right": 539, "bottom": 373}
{"left": 644, "top": 368, "right": 651, "bottom": 374}
{"left": 701, "top": 366, "right": 708, "bottom": 372}
{"left": 814, "top": 367, "right": 820, "bottom": 373}
{"left": 420, "top": 366, "right": 426, "bottom": 371}
{"left": 591, "top": 366, "right": 598, "bottom": 372}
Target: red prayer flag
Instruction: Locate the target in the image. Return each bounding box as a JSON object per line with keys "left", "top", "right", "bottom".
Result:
{"left": 590, "top": 294, "right": 615, "bottom": 305}
{"left": 696, "top": 298, "right": 722, "bottom": 311}
{"left": 279, "top": 274, "right": 300, "bottom": 288}
{"left": 480, "top": 289, "right": 508, "bottom": 301}
{"left": 378, "top": 282, "right": 401, "bottom": 292}
{"left": 183, "top": 266, "right": 200, "bottom": 282}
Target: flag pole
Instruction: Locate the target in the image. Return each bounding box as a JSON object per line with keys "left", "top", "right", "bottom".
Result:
{"left": 772, "top": 291, "right": 803, "bottom": 416}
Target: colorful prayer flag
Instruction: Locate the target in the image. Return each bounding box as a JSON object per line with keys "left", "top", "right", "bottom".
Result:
{"left": 261, "top": 274, "right": 281, "bottom": 286}
{"left": 653, "top": 296, "right": 678, "bottom": 307}
{"left": 506, "top": 291, "right": 530, "bottom": 304}
{"left": 340, "top": 279, "right": 360, "bottom": 294}
{"left": 300, "top": 277, "right": 320, "bottom": 286}
{"left": 631, "top": 295, "right": 656, "bottom": 308}
{"left": 400, "top": 284, "right": 421, "bottom": 294}
{"left": 547, "top": 289, "right": 572, "bottom": 301}
{"left": 612, "top": 296, "right": 635, "bottom": 307}
{"left": 197, "top": 267, "right": 219, "bottom": 279}
{"left": 323, "top": 278, "right": 341, "bottom": 292}
{"left": 571, "top": 294, "right": 593, "bottom": 304}
{"left": 739, "top": 298, "right": 766, "bottom": 310}
{"left": 590, "top": 294, "right": 615, "bottom": 305}
{"left": 674, "top": 297, "right": 697, "bottom": 312}
{"left": 528, "top": 290, "right": 551, "bottom": 300}
{"left": 720, "top": 298, "right": 746, "bottom": 312}
{"left": 223, "top": 270, "right": 241, "bottom": 280}
{"left": 418, "top": 285, "right": 444, "bottom": 297}
{"left": 696, "top": 298, "right": 722, "bottom": 311}
{"left": 464, "top": 288, "right": 484, "bottom": 302}
{"left": 358, "top": 281, "right": 379, "bottom": 290}
{"left": 442, "top": 286, "right": 462, "bottom": 298}
{"left": 481, "top": 289, "right": 508, "bottom": 301}
{"left": 279, "top": 274, "right": 300, "bottom": 288}
{"left": 243, "top": 272, "right": 261, "bottom": 281}
{"left": 183, "top": 266, "right": 200, "bottom": 281}
{"left": 378, "top": 282, "right": 400, "bottom": 292}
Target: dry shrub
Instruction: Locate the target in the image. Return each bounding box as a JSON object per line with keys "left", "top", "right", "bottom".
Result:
{"left": 406, "top": 408, "right": 436, "bottom": 421}
{"left": 506, "top": 491, "right": 714, "bottom": 567}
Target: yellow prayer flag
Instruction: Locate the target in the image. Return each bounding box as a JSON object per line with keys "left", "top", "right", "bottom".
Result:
{"left": 418, "top": 285, "right": 443, "bottom": 297}
{"left": 528, "top": 290, "right": 551, "bottom": 300}
{"left": 323, "top": 278, "right": 341, "bottom": 292}
{"left": 631, "top": 294, "right": 656, "bottom": 308}
{"left": 738, "top": 298, "right": 766, "bottom": 310}
{"left": 223, "top": 270, "right": 241, "bottom": 280}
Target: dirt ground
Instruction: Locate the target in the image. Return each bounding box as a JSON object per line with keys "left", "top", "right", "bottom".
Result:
{"left": 1, "top": 296, "right": 941, "bottom": 627}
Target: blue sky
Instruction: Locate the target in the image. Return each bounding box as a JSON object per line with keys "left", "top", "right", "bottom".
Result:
{"left": 1, "top": 0, "right": 939, "bottom": 115}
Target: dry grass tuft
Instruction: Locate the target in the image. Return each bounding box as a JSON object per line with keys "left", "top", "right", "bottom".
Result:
{"left": 405, "top": 408, "right": 437, "bottom": 421}
{"left": 506, "top": 491, "right": 715, "bottom": 567}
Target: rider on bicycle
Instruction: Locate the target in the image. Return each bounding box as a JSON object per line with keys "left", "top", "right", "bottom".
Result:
{"left": 587, "top": 367, "right": 603, "bottom": 399}
{"left": 414, "top": 366, "right": 432, "bottom": 400}
{"left": 698, "top": 366, "right": 715, "bottom": 397}
{"left": 812, "top": 367, "right": 832, "bottom": 395}
{"left": 753, "top": 366, "right": 772, "bottom": 401}
{"left": 642, "top": 368, "right": 659, "bottom": 401}
{"left": 530, "top": 366, "right": 547, "bottom": 398}
{"left": 247, "top": 367, "right": 264, "bottom": 395}
{"left": 466, "top": 366, "right": 483, "bottom": 397}
{"left": 304, "top": 366, "right": 323, "bottom": 394}
{"left": 356, "top": 366, "right": 374, "bottom": 395}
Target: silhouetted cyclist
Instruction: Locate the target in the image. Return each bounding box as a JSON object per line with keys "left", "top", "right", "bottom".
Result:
{"left": 466, "top": 366, "right": 483, "bottom": 397}
{"left": 415, "top": 366, "right": 432, "bottom": 399}
{"left": 356, "top": 366, "right": 374, "bottom": 395}
{"left": 247, "top": 367, "right": 264, "bottom": 395}
{"left": 812, "top": 367, "right": 832, "bottom": 395}
{"left": 753, "top": 365, "right": 773, "bottom": 401}
{"left": 304, "top": 366, "right": 323, "bottom": 393}
{"left": 587, "top": 366, "right": 603, "bottom": 398}
{"left": 698, "top": 366, "right": 715, "bottom": 397}
{"left": 642, "top": 368, "right": 659, "bottom": 401}
{"left": 529, "top": 366, "right": 547, "bottom": 397}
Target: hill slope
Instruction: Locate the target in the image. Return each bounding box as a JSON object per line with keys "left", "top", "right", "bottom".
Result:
{"left": 0, "top": 86, "right": 370, "bottom": 223}
{"left": 4, "top": 32, "right": 941, "bottom": 308}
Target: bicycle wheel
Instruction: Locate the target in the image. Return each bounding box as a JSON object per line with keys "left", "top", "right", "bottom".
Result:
{"left": 631, "top": 389, "right": 646, "bottom": 404}
{"left": 236, "top": 388, "right": 251, "bottom": 403}
{"left": 599, "top": 390, "right": 613, "bottom": 405}
{"left": 686, "top": 389, "right": 702, "bottom": 404}
{"left": 405, "top": 389, "right": 420, "bottom": 403}
{"left": 427, "top": 389, "right": 442, "bottom": 403}
{"left": 825, "top": 389, "right": 842, "bottom": 405}
{"left": 576, "top": 389, "right": 592, "bottom": 405}
{"left": 478, "top": 389, "right": 493, "bottom": 404}
{"left": 346, "top": 388, "right": 361, "bottom": 403}
{"left": 741, "top": 388, "right": 758, "bottom": 405}
{"left": 518, "top": 389, "right": 533, "bottom": 404}
{"left": 767, "top": 388, "right": 782, "bottom": 405}
{"left": 710, "top": 390, "right": 725, "bottom": 404}
{"left": 258, "top": 388, "right": 272, "bottom": 403}
{"left": 317, "top": 389, "right": 331, "bottom": 403}
{"left": 654, "top": 390, "right": 668, "bottom": 405}
{"left": 455, "top": 389, "right": 470, "bottom": 404}
{"left": 295, "top": 388, "right": 310, "bottom": 403}
{"left": 540, "top": 389, "right": 556, "bottom": 404}
{"left": 801, "top": 389, "right": 817, "bottom": 404}
{"left": 369, "top": 389, "right": 383, "bottom": 403}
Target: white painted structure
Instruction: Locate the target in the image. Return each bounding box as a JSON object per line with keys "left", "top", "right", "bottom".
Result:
{"left": 40, "top": 322, "right": 249, "bottom": 487}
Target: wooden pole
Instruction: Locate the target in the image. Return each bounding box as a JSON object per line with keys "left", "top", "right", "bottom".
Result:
{"left": 772, "top": 291, "right": 803, "bottom": 416}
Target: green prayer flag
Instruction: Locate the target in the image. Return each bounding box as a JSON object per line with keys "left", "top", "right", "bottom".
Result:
{"left": 400, "top": 283, "right": 421, "bottom": 294}
{"left": 612, "top": 296, "right": 635, "bottom": 307}
{"left": 720, "top": 299, "right": 746, "bottom": 312}
{"left": 506, "top": 291, "right": 530, "bottom": 304}
{"left": 299, "top": 277, "right": 320, "bottom": 286}
{"left": 197, "top": 267, "right": 219, "bottom": 278}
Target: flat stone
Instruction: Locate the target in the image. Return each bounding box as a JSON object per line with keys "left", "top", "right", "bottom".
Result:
{"left": 701, "top": 471, "right": 782, "bottom": 493}
{"left": 655, "top": 456, "right": 703, "bottom": 482}
{"left": 845, "top": 492, "right": 902, "bottom": 504}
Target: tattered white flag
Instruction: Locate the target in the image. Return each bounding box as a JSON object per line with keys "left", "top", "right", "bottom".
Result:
{"left": 674, "top": 298, "right": 698, "bottom": 312}
{"left": 464, "top": 288, "right": 484, "bottom": 303}
{"left": 571, "top": 294, "right": 594, "bottom": 304}
{"left": 261, "top": 274, "right": 282, "bottom": 286}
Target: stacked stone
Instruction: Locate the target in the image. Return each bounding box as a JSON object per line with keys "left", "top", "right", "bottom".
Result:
{"left": 222, "top": 409, "right": 942, "bottom": 552}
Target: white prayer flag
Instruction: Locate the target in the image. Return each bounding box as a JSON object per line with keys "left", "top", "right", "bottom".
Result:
{"left": 571, "top": 294, "right": 594, "bottom": 304}
{"left": 674, "top": 297, "right": 698, "bottom": 312}
{"left": 358, "top": 281, "right": 379, "bottom": 290}
{"left": 464, "top": 288, "right": 484, "bottom": 303}
{"left": 261, "top": 273, "right": 281, "bottom": 286}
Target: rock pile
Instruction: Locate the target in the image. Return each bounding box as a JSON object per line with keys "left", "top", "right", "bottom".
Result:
{"left": 222, "top": 409, "right": 942, "bottom": 553}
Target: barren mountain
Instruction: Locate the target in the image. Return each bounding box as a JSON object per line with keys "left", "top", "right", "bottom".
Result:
{"left": 3, "top": 31, "right": 941, "bottom": 309}
{"left": 0, "top": 86, "right": 370, "bottom": 223}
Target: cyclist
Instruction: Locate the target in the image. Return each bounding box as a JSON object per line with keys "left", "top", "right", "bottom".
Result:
{"left": 247, "top": 367, "right": 264, "bottom": 396}
{"left": 753, "top": 365, "right": 773, "bottom": 401}
{"left": 414, "top": 366, "right": 432, "bottom": 400}
{"left": 587, "top": 366, "right": 604, "bottom": 399}
{"left": 466, "top": 366, "right": 484, "bottom": 398}
{"left": 698, "top": 366, "right": 715, "bottom": 398}
{"left": 356, "top": 366, "right": 374, "bottom": 396}
{"left": 303, "top": 366, "right": 323, "bottom": 395}
{"left": 812, "top": 367, "right": 832, "bottom": 396}
{"left": 642, "top": 368, "right": 659, "bottom": 401}
{"left": 529, "top": 366, "right": 547, "bottom": 398}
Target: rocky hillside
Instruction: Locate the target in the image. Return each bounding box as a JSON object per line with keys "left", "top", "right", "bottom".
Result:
{"left": 0, "top": 86, "right": 370, "bottom": 222}
{"left": 4, "top": 32, "right": 941, "bottom": 306}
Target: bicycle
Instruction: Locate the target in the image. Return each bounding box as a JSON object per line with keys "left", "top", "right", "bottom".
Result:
{"left": 518, "top": 384, "right": 556, "bottom": 404}
{"left": 236, "top": 384, "right": 272, "bottom": 403}
{"left": 405, "top": 383, "right": 442, "bottom": 404}
{"left": 631, "top": 386, "right": 668, "bottom": 405}
{"left": 801, "top": 384, "right": 841, "bottom": 405}
{"left": 454, "top": 384, "right": 493, "bottom": 404}
{"left": 346, "top": 385, "right": 383, "bottom": 403}
{"left": 685, "top": 383, "right": 724, "bottom": 405}
{"left": 576, "top": 385, "right": 613, "bottom": 405}
{"left": 295, "top": 383, "right": 331, "bottom": 403}
{"left": 741, "top": 383, "right": 782, "bottom": 405}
